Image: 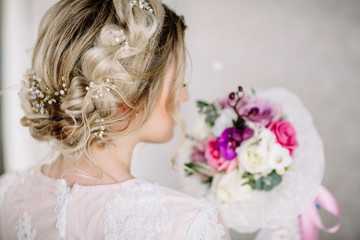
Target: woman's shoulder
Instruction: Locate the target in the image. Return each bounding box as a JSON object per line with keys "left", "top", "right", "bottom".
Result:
{"left": 134, "top": 179, "right": 226, "bottom": 240}
{"left": 0, "top": 168, "right": 36, "bottom": 207}
{"left": 134, "top": 178, "right": 209, "bottom": 213}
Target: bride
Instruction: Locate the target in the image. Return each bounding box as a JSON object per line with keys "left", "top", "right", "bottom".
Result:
{"left": 0, "top": 0, "right": 225, "bottom": 239}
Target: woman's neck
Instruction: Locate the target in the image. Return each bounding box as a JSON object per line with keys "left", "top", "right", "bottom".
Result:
{"left": 43, "top": 137, "right": 138, "bottom": 187}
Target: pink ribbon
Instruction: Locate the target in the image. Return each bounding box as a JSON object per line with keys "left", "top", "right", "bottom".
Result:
{"left": 299, "top": 185, "right": 341, "bottom": 240}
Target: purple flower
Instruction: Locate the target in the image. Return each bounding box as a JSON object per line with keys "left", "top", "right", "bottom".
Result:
{"left": 190, "top": 145, "right": 207, "bottom": 163}
{"left": 216, "top": 127, "right": 254, "bottom": 160}
{"left": 238, "top": 97, "right": 280, "bottom": 126}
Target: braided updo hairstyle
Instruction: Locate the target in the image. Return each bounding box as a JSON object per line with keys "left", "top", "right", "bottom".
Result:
{"left": 20, "top": 0, "right": 187, "bottom": 158}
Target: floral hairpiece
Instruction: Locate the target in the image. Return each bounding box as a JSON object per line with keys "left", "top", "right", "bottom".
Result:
{"left": 22, "top": 69, "right": 119, "bottom": 139}
{"left": 132, "top": 0, "right": 154, "bottom": 13}
{"left": 22, "top": 69, "right": 67, "bottom": 114}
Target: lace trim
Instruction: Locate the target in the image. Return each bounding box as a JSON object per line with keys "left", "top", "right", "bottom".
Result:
{"left": 103, "top": 179, "right": 174, "bottom": 240}
{"left": 16, "top": 212, "right": 36, "bottom": 240}
{"left": 186, "top": 198, "right": 225, "bottom": 240}
{"left": 55, "top": 179, "right": 72, "bottom": 239}
{"left": 0, "top": 169, "right": 32, "bottom": 210}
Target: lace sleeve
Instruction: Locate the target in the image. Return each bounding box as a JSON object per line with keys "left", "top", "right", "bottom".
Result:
{"left": 186, "top": 198, "right": 225, "bottom": 240}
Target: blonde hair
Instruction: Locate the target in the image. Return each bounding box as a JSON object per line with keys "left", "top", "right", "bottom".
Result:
{"left": 20, "top": 0, "right": 187, "bottom": 160}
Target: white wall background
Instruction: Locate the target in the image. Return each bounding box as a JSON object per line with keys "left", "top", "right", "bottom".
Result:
{"left": 1, "top": 0, "right": 359, "bottom": 239}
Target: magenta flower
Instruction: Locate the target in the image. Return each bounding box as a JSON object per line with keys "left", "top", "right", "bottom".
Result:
{"left": 238, "top": 97, "right": 280, "bottom": 126}
{"left": 216, "top": 127, "right": 254, "bottom": 160}
{"left": 205, "top": 138, "right": 237, "bottom": 174}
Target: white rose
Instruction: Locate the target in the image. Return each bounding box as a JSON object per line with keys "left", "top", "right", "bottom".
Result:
{"left": 212, "top": 108, "right": 237, "bottom": 136}
{"left": 268, "top": 143, "right": 293, "bottom": 174}
{"left": 190, "top": 114, "right": 212, "bottom": 140}
{"left": 212, "top": 170, "right": 252, "bottom": 203}
{"left": 237, "top": 128, "right": 276, "bottom": 174}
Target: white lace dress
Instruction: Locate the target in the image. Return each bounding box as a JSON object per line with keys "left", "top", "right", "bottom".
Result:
{"left": 0, "top": 168, "right": 225, "bottom": 240}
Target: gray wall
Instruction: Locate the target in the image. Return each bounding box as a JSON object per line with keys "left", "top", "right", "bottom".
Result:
{"left": 0, "top": 0, "right": 4, "bottom": 174}
{"left": 1, "top": 0, "right": 359, "bottom": 239}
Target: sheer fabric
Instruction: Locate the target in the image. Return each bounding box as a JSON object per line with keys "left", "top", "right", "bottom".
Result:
{"left": 0, "top": 167, "right": 225, "bottom": 240}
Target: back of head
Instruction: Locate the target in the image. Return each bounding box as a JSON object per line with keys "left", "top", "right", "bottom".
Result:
{"left": 20, "top": 0, "right": 187, "bottom": 157}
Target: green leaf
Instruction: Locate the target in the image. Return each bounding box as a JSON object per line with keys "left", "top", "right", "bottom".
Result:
{"left": 255, "top": 178, "right": 263, "bottom": 190}
{"left": 184, "top": 162, "right": 212, "bottom": 176}
{"left": 196, "top": 100, "right": 210, "bottom": 107}
{"left": 185, "top": 134, "right": 199, "bottom": 142}
{"left": 241, "top": 181, "right": 249, "bottom": 186}
{"left": 271, "top": 172, "right": 282, "bottom": 186}
{"left": 242, "top": 172, "right": 252, "bottom": 178}
{"left": 196, "top": 100, "right": 219, "bottom": 127}
{"left": 241, "top": 170, "right": 283, "bottom": 191}
{"left": 249, "top": 179, "right": 256, "bottom": 189}
{"left": 259, "top": 171, "right": 283, "bottom": 191}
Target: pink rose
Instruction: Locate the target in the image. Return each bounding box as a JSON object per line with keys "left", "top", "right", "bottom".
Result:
{"left": 268, "top": 120, "right": 298, "bottom": 156}
{"left": 205, "top": 138, "right": 237, "bottom": 174}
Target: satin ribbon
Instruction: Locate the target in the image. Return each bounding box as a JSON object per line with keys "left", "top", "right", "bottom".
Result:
{"left": 299, "top": 185, "right": 341, "bottom": 240}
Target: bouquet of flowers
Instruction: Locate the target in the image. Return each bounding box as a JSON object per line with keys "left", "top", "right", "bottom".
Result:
{"left": 181, "top": 87, "right": 327, "bottom": 234}
{"left": 185, "top": 86, "right": 299, "bottom": 202}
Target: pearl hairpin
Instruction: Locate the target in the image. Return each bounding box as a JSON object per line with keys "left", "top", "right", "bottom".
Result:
{"left": 112, "top": 29, "right": 130, "bottom": 52}
{"left": 132, "top": 0, "right": 154, "bottom": 13}
{"left": 85, "top": 78, "right": 117, "bottom": 99}
{"left": 94, "top": 118, "right": 105, "bottom": 139}
{"left": 113, "top": 29, "right": 125, "bottom": 44}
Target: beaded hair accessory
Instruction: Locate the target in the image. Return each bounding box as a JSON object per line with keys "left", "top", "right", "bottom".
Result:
{"left": 85, "top": 78, "right": 117, "bottom": 99}
{"left": 132, "top": 0, "right": 154, "bottom": 13}
{"left": 21, "top": 70, "right": 117, "bottom": 139}
{"left": 22, "top": 69, "right": 68, "bottom": 115}
{"left": 112, "top": 28, "right": 130, "bottom": 51}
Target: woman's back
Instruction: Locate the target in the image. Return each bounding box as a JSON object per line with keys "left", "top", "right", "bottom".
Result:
{"left": 0, "top": 167, "right": 225, "bottom": 239}
{"left": 0, "top": 0, "right": 226, "bottom": 239}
